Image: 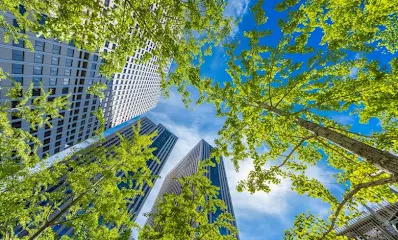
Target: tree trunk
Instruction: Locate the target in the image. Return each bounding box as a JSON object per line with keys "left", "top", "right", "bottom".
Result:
{"left": 262, "top": 103, "right": 398, "bottom": 175}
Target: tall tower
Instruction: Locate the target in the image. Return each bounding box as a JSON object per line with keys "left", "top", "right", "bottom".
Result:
{"left": 124, "top": 117, "right": 178, "bottom": 219}
{"left": 0, "top": 10, "right": 169, "bottom": 158}
{"left": 147, "top": 139, "right": 239, "bottom": 237}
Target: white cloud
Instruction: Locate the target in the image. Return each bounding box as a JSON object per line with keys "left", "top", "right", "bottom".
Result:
{"left": 224, "top": 158, "right": 292, "bottom": 218}
{"left": 224, "top": 0, "right": 250, "bottom": 37}
{"left": 224, "top": 0, "right": 250, "bottom": 19}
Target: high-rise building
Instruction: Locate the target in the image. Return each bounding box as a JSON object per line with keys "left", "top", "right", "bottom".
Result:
{"left": 122, "top": 117, "right": 178, "bottom": 219}
{"left": 336, "top": 201, "right": 398, "bottom": 240}
{"left": 146, "top": 139, "right": 239, "bottom": 238}
{"left": 0, "top": 11, "right": 169, "bottom": 158}
{"left": 13, "top": 116, "right": 177, "bottom": 237}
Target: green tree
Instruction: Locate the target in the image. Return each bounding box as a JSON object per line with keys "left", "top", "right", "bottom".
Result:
{"left": 1, "top": 117, "right": 158, "bottom": 239}
{"left": 275, "top": 0, "right": 398, "bottom": 54}
{"left": 139, "top": 161, "right": 238, "bottom": 240}
{"left": 188, "top": 2, "right": 398, "bottom": 238}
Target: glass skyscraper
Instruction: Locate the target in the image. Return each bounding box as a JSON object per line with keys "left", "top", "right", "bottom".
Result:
{"left": 123, "top": 117, "right": 178, "bottom": 219}
{"left": 146, "top": 139, "right": 239, "bottom": 238}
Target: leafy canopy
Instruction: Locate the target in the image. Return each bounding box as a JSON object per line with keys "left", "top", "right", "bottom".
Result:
{"left": 1, "top": 116, "right": 159, "bottom": 239}
{"left": 185, "top": 1, "right": 398, "bottom": 238}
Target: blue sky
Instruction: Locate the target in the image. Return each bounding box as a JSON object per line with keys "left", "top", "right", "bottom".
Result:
{"left": 132, "top": 0, "right": 389, "bottom": 239}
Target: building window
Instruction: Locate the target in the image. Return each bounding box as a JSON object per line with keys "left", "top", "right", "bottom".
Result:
{"left": 11, "top": 101, "right": 18, "bottom": 108}
{"left": 50, "top": 67, "right": 58, "bottom": 76}
{"left": 62, "top": 87, "right": 69, "bottom": 94}
{"left": 33, "top": 77, "right": 41, "bottom": 86}
{"left": 64, "top": 69, "right": 71, "bottom": 76}
{"left": 13, "top": 38, "right": 24, "bottom": 47}
{"left": 63, "top": 78, "right": 70, "bottom": 85}
{"left": 66, "top": 59, "right": 73, "bottom": 67}
{"left": 50, "top": 88, "right": 56, "bottom": 95}
{"left": 52, "top": 45, "right": 61, "bottom": 54}
{"left": 44, "top": 131, "right": 51, "bottom": 137}
{"left": 43, "top": 138, "right": 50, "bottom": 145}
{"left": 49, "top": 77, "right": 57, "bottom": 86}
{"left": 90, "top": 71, "right": 95, "bottom": 77}
{"left": 13, "top": 77, "right": 23, "bottom": 85}
{"left": 32, "top": 88, "right": 41, "bottom": 96}
{"left": 35, "top": 41, "right": 45, "bottom": 51}
{"left": 33, "top": 66, "right": 42, "bottom": 75}
{"left": 12, "top": 121, "right": 22, "bottom": 128}
{"left": 12, "top": 50, "right": 24, "bottom": 61}
{"left": 51, "top": 56, "right": 59, "bottom": 65}
{"left": 12, "top": 64, "right": 23, "bottom": 74}
{"left": 67, "top": 48, "right": 74, "bottom": 57}
{"left": 34, "top": 53, "right": 43, "bottom": 63}
{"left": 93, "top": 55, "right": 98, "bottom": 61}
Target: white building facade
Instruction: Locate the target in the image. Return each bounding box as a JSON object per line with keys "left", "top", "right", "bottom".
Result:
{"left": 0, "top": 10, "right": 169, "bottom": 158}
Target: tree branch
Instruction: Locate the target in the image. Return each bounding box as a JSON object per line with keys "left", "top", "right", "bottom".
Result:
{"left": 319, "top": 176, "right": 398, "bottom": 240}
{"left": 276, "top": 135, "right": 316, "bottom": 169}
{"left": 327, "top": 126, "right": 398, "bottom": 140}
{"left": 274, "top": 59, "right": 320, "bottom": 108}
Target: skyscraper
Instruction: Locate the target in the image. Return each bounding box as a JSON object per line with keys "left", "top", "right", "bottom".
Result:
{"left": 335, "top": 201, "right": 398, "bottom": 239}
{"left": 123, "top": 117, "right": 178, "bottom": 219}
{"left": 15, "top": 116, "right": 178, "bottom": 237}
{"left": 0, "top": 11, "right": 170, "bottom": 158}
{"left": 146, "top": 139, "right": 239, "bottom": 237}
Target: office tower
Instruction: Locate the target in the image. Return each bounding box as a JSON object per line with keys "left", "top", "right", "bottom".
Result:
{"left": 123, "top": 117, "right": 178, "bottom": 219}
{"left": 23, "top": 116, "right": 177, "bottom": 237}
{"left": 102, "top": 41, "right": 170, "bottom": 129}
{"left": 0, "top": 11, "right": 170, "bottom": 158}
{"left": 336, "top": 201, "right": 398, "bottom": 239}
{"left": 146, "top": 139, "right": 239, "bottom": 238}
